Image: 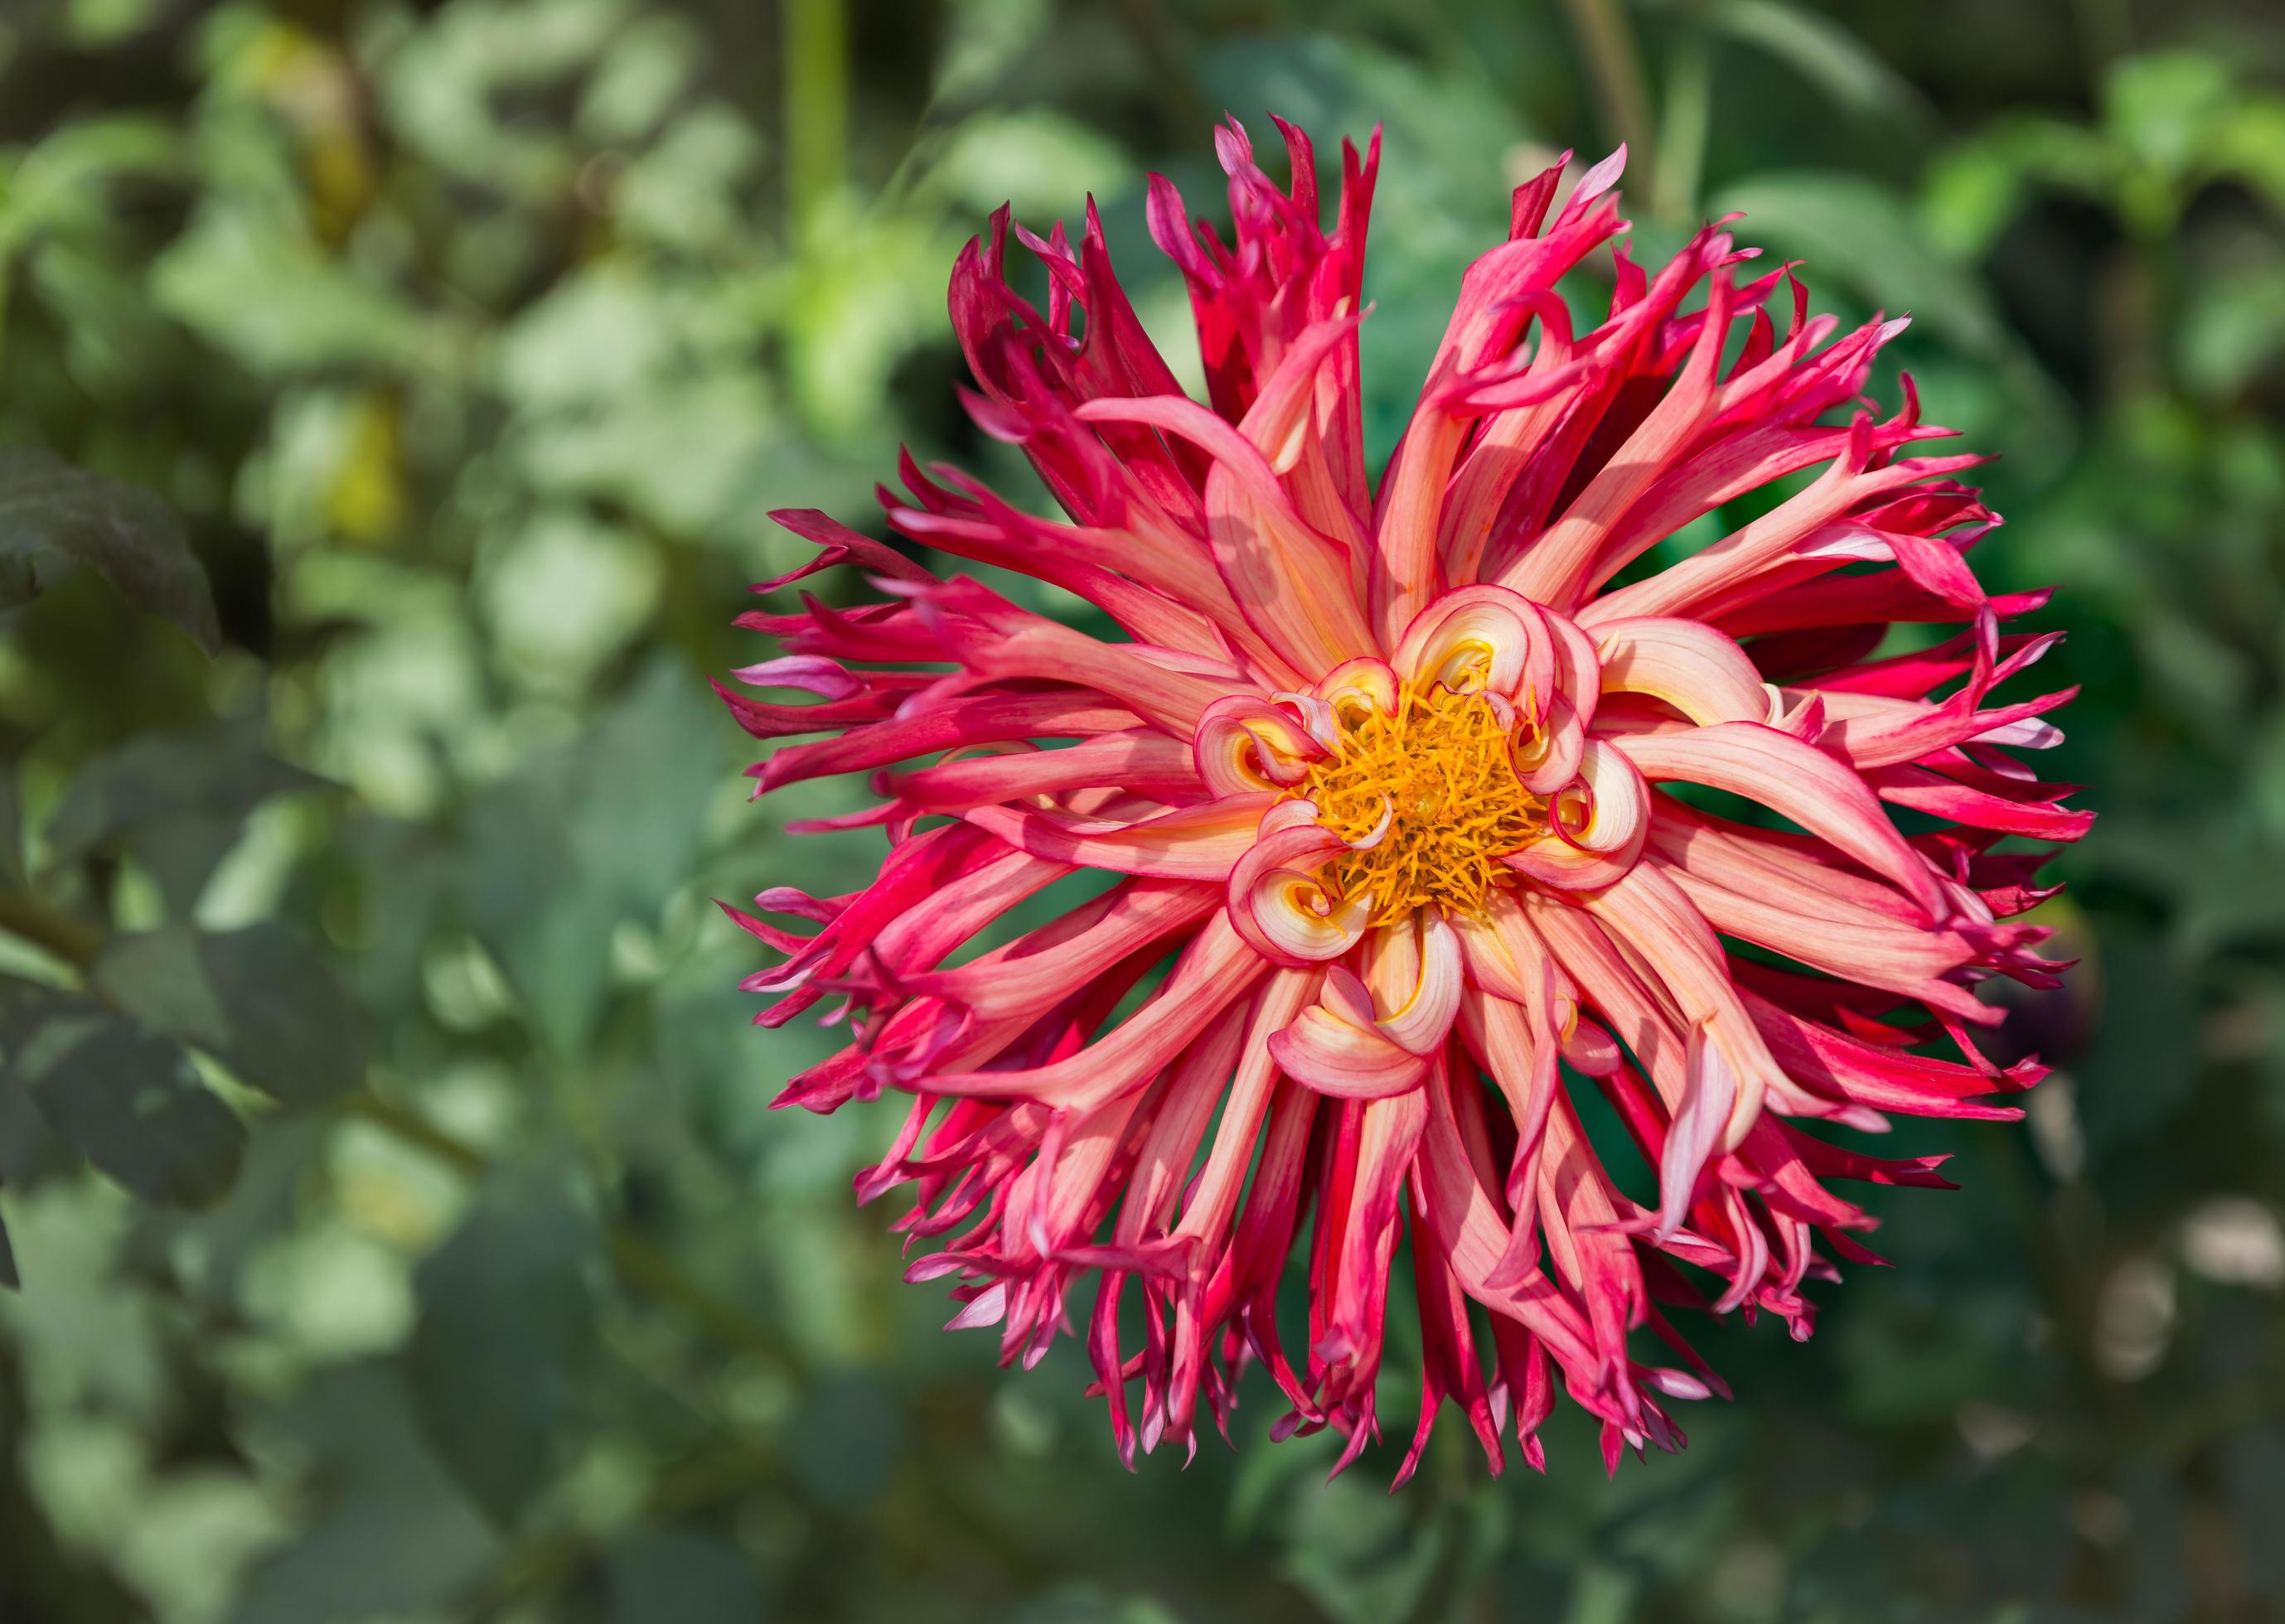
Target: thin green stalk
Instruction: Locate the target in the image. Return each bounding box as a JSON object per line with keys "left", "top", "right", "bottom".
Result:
{"left": 0, "top": 888, "right": 102, "bottom": 969}
{"left": 783, "top": 0, "right": 849, "bottom": 236}
{"left": 1558, "top": 0, "right": 1660, "bottom": 181}
{"left": 1652, "top": 27, "right": 1711, "bottom": 225}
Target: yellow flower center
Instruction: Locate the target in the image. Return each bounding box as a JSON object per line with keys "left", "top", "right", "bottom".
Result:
{"left": 1297, "top": 684, "right": 1545, "bottom": 926}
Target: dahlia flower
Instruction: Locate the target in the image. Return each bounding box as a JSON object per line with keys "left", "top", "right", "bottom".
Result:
{"left": 722, "top": 120, "right": 2089, "bottom": 1480}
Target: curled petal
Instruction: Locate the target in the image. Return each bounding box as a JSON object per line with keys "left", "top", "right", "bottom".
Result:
{"left": 1228, "top": 824, "right": 1372, "bottom": 966}
{"left": 1392, "top": 585, "right": 1556, "bottom": 708}
{"left": 1548, "top": 612, "right": 1603, "bottom": 732}
{"left": 1504, "top": 738, "right": 1649, "bottom": 892}
{"left": 1267, "top": 968, "right": 1430, "bottom": 1099}
{"left": 1363, "top": 911, "right": 1465, "bottom": 1056}
{"left": 1193, "top": 694, "right": 1328, "bottom": 797}
{"left": 1510, "top": 693, "right": 1585, "bottom": 794}
{"left": 1311, "top": 656, "right": 1402, "bottom": 742}
{"left": 1258, "top": 795, "right": 1332, "bottom": 838}
{"left": 1559, "top": 1015, "right": 1624, "bottom": 1076}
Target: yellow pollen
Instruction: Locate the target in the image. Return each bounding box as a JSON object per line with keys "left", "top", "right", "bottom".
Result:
{"left": 1295, "top": 684, "right": 1545, "bottom": 926}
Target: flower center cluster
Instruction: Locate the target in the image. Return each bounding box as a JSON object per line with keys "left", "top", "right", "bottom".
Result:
{"left": 1299, "top": 684, "right": 1544, "bottom": 926}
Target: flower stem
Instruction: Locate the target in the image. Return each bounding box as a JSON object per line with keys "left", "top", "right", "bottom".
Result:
{"left": 783, "top": 0, "right": 848, "bottom": 236}
{"left": 1558, "top": 0, "right": 1660, "bottom": 181}
{"left": 1651, "top": 27, "right": 1711, "bottom": 225}
{"left": 0, "top": 889, "right": 103, "bottom": 968}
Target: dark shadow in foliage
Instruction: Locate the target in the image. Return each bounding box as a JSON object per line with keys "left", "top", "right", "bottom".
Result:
{"left": 0, "top": 447, "right": 220, "bottom": 653}
{"left": 94, "top": 921, "right": 371, "bottom": 1106}
{"left": 0, "top": 988, "right": 240, "bottom": 1208}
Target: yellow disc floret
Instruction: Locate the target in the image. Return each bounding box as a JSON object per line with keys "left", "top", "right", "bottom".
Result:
{"left": 1297, "top": 684, "right": 1545, "bottom": 926}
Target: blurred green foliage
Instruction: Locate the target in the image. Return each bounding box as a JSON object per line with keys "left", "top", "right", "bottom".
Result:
{"left": 0, "top": 1, "right": 2281, "bottom": 1620}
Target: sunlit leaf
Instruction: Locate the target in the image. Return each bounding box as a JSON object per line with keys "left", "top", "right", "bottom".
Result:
{"left": 150, "top": 210, "right": 443, "bottom": 379}
{"left": 0, "top": 114, "right": 178, "bottom": 251}
{"left": 2206, "top": 97, "right": 2285, "bottom": 220}
{"left": 922, "top": 108, "right": 1135, "bottom": 218}
{"left": 1919, "top": 114, "right": 2114, "bottom": 259}
{"left": 2100, "top": 51, "right": 2234, "bottom": 181}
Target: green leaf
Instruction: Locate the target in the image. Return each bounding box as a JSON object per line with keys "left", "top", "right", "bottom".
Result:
{"left": 340, "top": 816, "right": 450, "bottom": 1020}
{"left": 150, "top": 209, "right": 443, "bottom": 379}
{"left": 0, "top": 114, "right": 180, "bottom": 253}
{"left": 922, "top": 108, "right": 1135, "bottom": 218}
{"left": 450, "top": 657, "right": 719, "bottom": 1049}
{"left": 404, "top": 1162, "right": 600, "bottom": 1524}
{"left": 2101, "top": 51, "right": 2234, "bottom": 181}
{"left": 140, "top": 1116, "right": 325, "bottom": 1312}
{"left": 1919, "top": 114, "right": 2115, "bottom": 259}
{"left": 2206, "top": 96, "right": 2285, "bottom": 219}
{"left": 603, "top": 1527, "right": 767, "bottom": 1624}
{"left": 1279, "top": 1471, "right": 1450, "bottom": 1624}
{"left": 0, "top": 993, "right": 243, "bottom": 1207}
{"left": 231, "top": 1363, "right": 501, "bottom": 1624}
{"left": 0, "top": 1069, "right": 78, "bottom": 1188}
{"left": 94, "top": 922, "right": 371, "bottom": 1105}
{"left": 0, "top": 447, "right": 221, "bottom": 652}
{"left": 1703, "top": 0, "right": 1929, "bottom": 128}
{"left": 573, "top": 654, "right": 725, "bottom": 917}
{"left": 44, "top": 723, "right": 328, "bottom": 910}
{"left": 451, "top": 776, "right": 615, "bottom": 1051}
{"left": 1713, "top": 172, "right": 2007, "bottom": 357}
{"left": 0, "top": 983, "right": 77, "bottom": 1190}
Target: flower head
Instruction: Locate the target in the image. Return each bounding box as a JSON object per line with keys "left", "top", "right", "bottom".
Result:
{"left": 723, "top": 119, "right": 2089, "bottom": 1481}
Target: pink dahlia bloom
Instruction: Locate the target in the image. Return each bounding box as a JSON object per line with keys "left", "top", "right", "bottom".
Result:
{"left": 723, "top": 120, "right": 2089, "bottom": 1481}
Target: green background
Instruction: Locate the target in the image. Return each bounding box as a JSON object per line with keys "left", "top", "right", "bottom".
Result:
{"left": 1, "top": 0, "right": 2282, "bottom": 1619}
